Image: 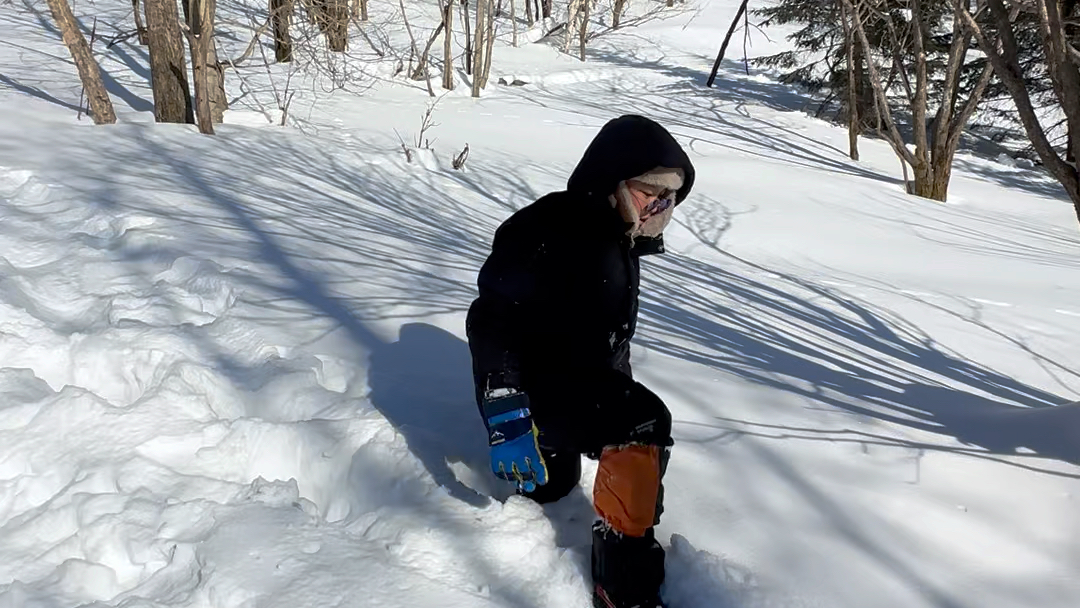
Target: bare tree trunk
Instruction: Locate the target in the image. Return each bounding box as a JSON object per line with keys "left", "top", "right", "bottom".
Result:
{"left": 840, "top": 0, "right": 859, "bottom": 160}
{"left": 186, "top": 0, "right": 214, "bottom": 133}
{"left": 852, "top": 27, "right": 872, "bottom": 129}
{"left": 612, "top": 0, "right": 626, "bottom": 29}
{"left": 400, "top": 0, "right": 420, "bottom": 73}
{"left": 908, "top": 0, "right": 932, "bottom": 197}
{"left": 956, "top": 0, "right": 1080, "bottom": 223}
{"left": 472, "top": 0, "right": 486, "bottom": 96}
{"left": 412, "top": 22, "right": 446, "bottom": 80}
{"left": 271, "top": 0, "right": 293, "bottom": 62}
{"left": 510, "top": 0, "right": 518, "bottom": 46}
{"left": 1069, "top": 125, "right": 1076, "bottom": 165}
{"left": 442, "top": 0, "right": 455, "bottom": 89}
{"left": 1042, "top": 0, "right": 1080, "bottom": 170}
{"left": 578, "top": 0, "right": 589, "bottom": 61}
{"left": 525, "top": 0, "right": 533, "bottom": 26}
{"left": 325, "top": 0, "right": 348, "bottom": 51}
{"left": 541, "top": 0, "right": 551, "bottom": 19}
{"left": 145, "top": 0, "right": 194, "bottom": 123}
{"left": 462, "top": 0, "right": 473, "bottom": 75}
{"left": 564, "top": 0, "right": 580, "bottom": 54}
{"left": 842, "top": 0, "right": 915, "bottom": 175}
{"left": 309, "top": 0, "right": 347, "bottom": 50}
{"left": 45, "top": 0, "right": 116, "bottom": 124}
{"left": 203, "top": 0, "right": 225, "bottom": 123}
{"left": 482, "top": 0, "right": 495, "bottom": 84}
{"left": 132, "top": 0, "right": 149, "bottom": 44}
{"left": 352, "top": 0, "right": 368, "bottom": 20}
{"left": 706, "top": 0, "right": 748, "bottom": 87}
{"left": 927, "top": 0, "right": 990, "bottom": 202}
{"left": 184, "top": 0, "right": 225, "bottom": 127}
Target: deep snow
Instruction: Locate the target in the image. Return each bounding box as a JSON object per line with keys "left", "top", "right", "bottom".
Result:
{"left": 0, "top": 1, "right": 1078, "bottom": 607}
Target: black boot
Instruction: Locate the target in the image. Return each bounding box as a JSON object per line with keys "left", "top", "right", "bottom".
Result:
{"left": 591, "top": 522, "right": 666, "bottom": 608}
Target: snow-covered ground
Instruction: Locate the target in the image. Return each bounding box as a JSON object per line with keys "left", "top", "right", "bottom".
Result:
{"left": 0, "top": 1, "right": 1078, "bottom": 607}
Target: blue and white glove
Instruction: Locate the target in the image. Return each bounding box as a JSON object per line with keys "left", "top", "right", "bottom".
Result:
{"left": 481, "top": 388, "right": 548, "bottom": 493}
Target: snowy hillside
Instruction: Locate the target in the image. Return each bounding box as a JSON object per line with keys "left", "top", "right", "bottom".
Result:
{"left": 0, "top": 1, "right": 1078, "bottom": 607}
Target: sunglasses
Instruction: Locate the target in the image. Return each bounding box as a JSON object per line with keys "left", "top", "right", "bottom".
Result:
{"left": 640, "top": 193, "right": 674, "bottom": 218}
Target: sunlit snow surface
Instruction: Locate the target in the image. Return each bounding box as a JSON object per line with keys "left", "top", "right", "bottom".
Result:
{"left": 0, "top": 1, "right": 1078, "bottom": 607}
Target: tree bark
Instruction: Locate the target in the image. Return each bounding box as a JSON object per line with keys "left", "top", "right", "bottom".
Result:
{"left": 926, "top": 0, "right": 989, "bottom": 202}
{"left": 185, "top": 0, "right": 224, "bottom": 130}
{"left": 145, "top": 0, "right": 194, "bottom": 123}
{"left": 443, "top": 0, "right": 454, "bottom": 89}
{"left": 482, "top": 0, "right": 495, "bottom": 84}
{"left": 706, "top": 0, "right": 748, "bottom": 87}
{"left": 325, "top": 0, "right": 348, "bottom": 51}
{"left": 132, "top": 0, "right": 149, "bottom": 44}
{"left": 843, "top": 0, "right": 915, "bottom": 170}
{"left": 352, "top": 0, "right": 368, "bottom": 20}
{"left": 412, "top": 21, "right": 446, "bottom": 80}
{"left": 564, "top": 0, "right": 576, "bottom": 54}
{"left": 578, "top": 0, "right": 589, "bottom": 61}
{"left": 909, "top": 0, "right": 932, "bottom": 197}
{"left": 462, "top": 0, "right": 473, "bottom": 75}
{"left": 956, "top": 0, "right": 1080, "bottom": 223}
{"left": 186, "top": 0, "right": 214, "bottom": 133}
{"left": 400, "top": 0, "right": 420, "bottom": 73}
{"left": 840, "top": 0, "right": 859, "bottom": 160}
{"left": 271, "top": 0, "right": 293, "bottom": 62}
{"left": 472, "top": 0, "right": 486, "bottom": 96}
{"left": 541, "top": 0, "right": 551, "bottom": 19}
{"left": 612, "top": 0, "right": 626, "bottom": 29}
{"left": 45, "top": 0, "right": 116, "bottom": 124}
{"left": 510, "top": 0, "right": 518, "bottom": 46}
{"left": 204, "top": 0, "right": 225, "bottom": 123}
{"left": 525, "top": 0, "right": 533, "bottom": 26}
{"left": 1043, "top": 0, "right": 1080, "bottom": 171}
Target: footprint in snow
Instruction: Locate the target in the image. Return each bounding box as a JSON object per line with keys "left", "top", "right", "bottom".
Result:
{"left": 662, "top": 534, "right": 766, "bottom": 608}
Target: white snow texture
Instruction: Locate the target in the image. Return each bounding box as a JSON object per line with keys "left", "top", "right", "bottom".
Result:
{"left": 0, "top": 1, "right": 1078, "bottom": 607}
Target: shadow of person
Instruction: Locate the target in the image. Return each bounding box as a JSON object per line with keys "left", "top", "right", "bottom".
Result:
{"left": 367, "top": 322, "right": 496, "bottom": 506}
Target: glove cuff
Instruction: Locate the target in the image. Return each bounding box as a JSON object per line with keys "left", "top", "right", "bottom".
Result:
{"left": 481, "top": 388, "right": 533, "bottom": 446}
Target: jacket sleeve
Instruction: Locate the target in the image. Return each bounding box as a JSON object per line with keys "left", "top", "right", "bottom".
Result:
{"left": 466, "top": 217, "right": 547, "bottom": 406}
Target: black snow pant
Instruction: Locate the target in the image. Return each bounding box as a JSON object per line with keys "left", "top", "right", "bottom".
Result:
{"left": 519, "top": 369, "right": 672, "bottom": 607}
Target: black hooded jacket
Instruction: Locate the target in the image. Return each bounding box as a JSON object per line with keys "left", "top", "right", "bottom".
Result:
{"left": 466, "top": 115, "right": 695, "bottom": 427}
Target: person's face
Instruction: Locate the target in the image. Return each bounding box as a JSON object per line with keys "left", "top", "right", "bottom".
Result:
{"left": 626, "top": 180, "right": 675, "bottom": 221}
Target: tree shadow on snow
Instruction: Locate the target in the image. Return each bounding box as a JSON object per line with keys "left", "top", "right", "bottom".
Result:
{"left": 17, "top": 111, "right": 1079, "bottom": 606}
{"left": 10, "top": 0, "right": 154, "bottom": 114}
{"left": 951, "top": 155, "right": 1072, "bottom": 202}
{"left": 637, "top": 237, "right": 1080, "bottom": 472}
{"left": 84, "top": 127, "right": 572, "bottom": 608}
{"left": 520, "top": 52, "right": 905, "bottom": 189}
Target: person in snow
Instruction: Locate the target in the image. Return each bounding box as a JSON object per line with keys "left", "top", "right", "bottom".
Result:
{"left": 466, "top": 114, "right": 694, "bottom": 608}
